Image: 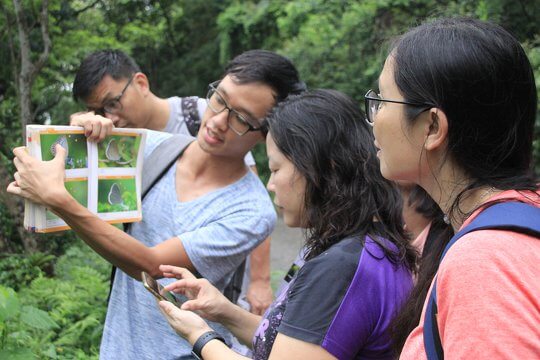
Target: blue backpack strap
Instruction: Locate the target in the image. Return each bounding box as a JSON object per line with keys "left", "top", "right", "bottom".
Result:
{"left": 424, "top": 202, "right": 540, "bottom": 360}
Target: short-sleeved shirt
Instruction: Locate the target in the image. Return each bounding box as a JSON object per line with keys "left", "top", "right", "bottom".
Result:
{"left": 253, "top": 234, "right": 413, "bottom": 360}
{"left": 400, "top": 190, "right": 540, "bottom": 359}
{"left": 164, "top": 96, "right": 256, "bottom": 167}
{"left": 99, "top": 131, "right": 276, "bottom": 360}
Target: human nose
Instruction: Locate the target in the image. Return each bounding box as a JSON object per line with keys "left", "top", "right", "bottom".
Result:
{"left": 209, "top": 109, "right": 230, "bottom": 132}
{"left": 266, "top": 174, "right": 275, "bottom": 193}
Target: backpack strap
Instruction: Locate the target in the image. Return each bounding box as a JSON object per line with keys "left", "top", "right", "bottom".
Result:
{"left": 140, "top": 134, "right": 195, "bottom": 199}
{"left": 424, "top": 202, "right": 540, "bottom": 360}
{"left": 108, "top": 134, "right": 195, "bottom": 303}
{"left": 181, "top": 96, "right": 203, "bottom": 137}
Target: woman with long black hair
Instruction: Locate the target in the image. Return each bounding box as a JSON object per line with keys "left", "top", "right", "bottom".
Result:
{"left": 365, "top": 17, "right": 540, "bottom": 358}
{"left": 156, "top": 89, "right": 415, "bottom": 359}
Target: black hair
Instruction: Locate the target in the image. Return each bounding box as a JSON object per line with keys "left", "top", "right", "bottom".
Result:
{"left": 392, "top": 17, "right": 537, "bottom": 202}
{"left": 266, "top": 89, "right": 415, "bottom": 270}
{"left": 73, "top": 49, "right": 140, "bottom": 102}
{"left": 224, "top": 50, "right": 306, "bottom": 103}
{"left": 391, "top": 186, "right": 452, "bottom": 352}
{"left": 389, "top": 17, "right": 538, "bottom": 353}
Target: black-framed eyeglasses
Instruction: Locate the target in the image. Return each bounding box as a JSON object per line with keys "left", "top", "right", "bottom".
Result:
{"left": 93, "top": 75, "right": 135, "bottom": 116}
{"left": 364, "top": 89, "right": 434, "bottom": 126}
{"left": 206, "top": 81, "right": 267, "bottom": 136}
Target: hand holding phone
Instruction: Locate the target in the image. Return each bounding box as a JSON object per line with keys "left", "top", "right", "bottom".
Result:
{"left": 142, "top": 271, "right": 183, "bottom": 307}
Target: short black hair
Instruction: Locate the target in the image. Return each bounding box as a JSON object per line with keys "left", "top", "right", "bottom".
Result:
{"left": 73, "top": 49, "right": 140, "bottom": 102}
{"left": 224, "top": 50, "right": 305, "bottom": 102}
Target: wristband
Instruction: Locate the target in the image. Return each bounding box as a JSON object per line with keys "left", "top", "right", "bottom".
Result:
{"left": 191, "top": 331, "right": 225, "bottom": 360}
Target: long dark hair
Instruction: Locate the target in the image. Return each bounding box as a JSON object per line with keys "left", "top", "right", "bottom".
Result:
{"left": 266, "top": 89, "right": 415, "bottom": 269}
{"left": 391, "top": 186, "right": 452, "bottom": 352}
{"left": 389, "top": 17, "right": 538, "bottom": 352}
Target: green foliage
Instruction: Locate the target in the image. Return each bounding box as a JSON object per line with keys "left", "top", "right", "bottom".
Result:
{"left": 0, "top": 1, "right": 538, "bottom": 356}
{"left": 0, "top": 253, "right": 55, "bottom": 291}
{"left": 0, "top": 285, "right": 58, "bottom": 359}
{"left": 0, "top": 241, "right": 108, "bottom": 359}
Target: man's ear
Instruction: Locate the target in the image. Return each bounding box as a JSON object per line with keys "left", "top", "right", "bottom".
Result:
{"left": 424, "top": 108, "right": 448, "bottom": 151}
{"left": 134, "top": 72, "right": 150, "bottom": 96}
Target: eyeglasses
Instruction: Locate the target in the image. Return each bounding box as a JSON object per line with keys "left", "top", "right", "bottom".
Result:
{"left": 364, "top": 89, "right": 433, "bottom": 126}
{"left": 206, "top": 81, "right": 267, "bottom": 136}
{"left": 93, "top": 75, "right": 135, "bottom": 116}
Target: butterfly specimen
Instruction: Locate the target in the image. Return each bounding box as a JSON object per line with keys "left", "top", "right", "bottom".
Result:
{"left": 104, "top": 138, "right": 132, "bottom": 165}
{"left": 50, "top": 135, "right": 75, "bottom": 168}
{"left": 50, "top": 135, "right": 69, "bottom": 156}
{"left": 107, "top": 183, "right": 123, "bottom": 205}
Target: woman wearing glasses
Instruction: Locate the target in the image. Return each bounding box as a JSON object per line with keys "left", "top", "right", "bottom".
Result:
{"left": 157, "top": 89, "right": 415, "bottom": 359}
{"left": 365, "top": 17, "right": 539, "bottom": 358}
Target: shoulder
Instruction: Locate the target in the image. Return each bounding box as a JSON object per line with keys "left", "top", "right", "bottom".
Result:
{"left": 194, "top": 171, "right": 276, "bottom": 226}
{"left": 144, "top": 130, "right": 173, "bottom": 156}
{"left": 226, "top": 171, "right": 274, "bottom": 210}
{"left": 440, "top": 228, "right": 540, "bottom": 281}
{"left": 299, "top": 237, "right": 364, "bottom": 277}
{"left": 433, "top": 207, "right": 540, "bottom": 358}
{"left": 167, "top": 96, "right": 181, "bottom": 107}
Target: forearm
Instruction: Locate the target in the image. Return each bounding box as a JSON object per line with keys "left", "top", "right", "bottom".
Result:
{"left": 219, "top": 301, "right": 262, "bottom": 346}
{"left": 49, "top": 194, "right": 164, "bottom": 279}
{"left": 201, "top": 339, "right": 251, "bottom": 360}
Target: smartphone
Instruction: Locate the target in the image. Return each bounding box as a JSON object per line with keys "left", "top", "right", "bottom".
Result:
{"left": 141, "top": 271, "right": 183, "bottom": 306}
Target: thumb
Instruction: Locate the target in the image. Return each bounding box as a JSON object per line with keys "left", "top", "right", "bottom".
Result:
{"left": 180, "top": 299, "right": 203, "bottom": 312}
{"left": 54, "top": 144, "right": 67, "bottom": 163}
{"left": 159, "top": 300, "right": 178, "bottom": 315}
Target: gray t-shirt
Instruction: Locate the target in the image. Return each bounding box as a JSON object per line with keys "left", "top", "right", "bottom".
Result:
{"left": 99, "top": 131, "right": 276, "bottom": 359}
{"left": 164, "top": 96, "right": 256, "bottom": 166}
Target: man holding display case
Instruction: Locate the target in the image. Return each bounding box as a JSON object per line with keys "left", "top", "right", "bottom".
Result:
{"left": 8, "top": 49, "right": 305, "bottom": 359}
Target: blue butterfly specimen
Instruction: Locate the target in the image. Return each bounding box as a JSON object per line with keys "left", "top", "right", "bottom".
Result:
{"left": 50, "top": 135, "right": 75, "bottom": 168}
{"left": 50, "top": 135, "right": 68, "bottom": 156}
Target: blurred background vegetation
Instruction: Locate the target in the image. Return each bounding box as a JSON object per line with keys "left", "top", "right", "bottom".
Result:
{"left": 0, "top": 0, "right": 538, "bottom": 358}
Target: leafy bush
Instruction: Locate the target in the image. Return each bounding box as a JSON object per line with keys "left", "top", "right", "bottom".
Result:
{"left": 0, "top": 285, "right": 59, "bottom": 359}
{"left": 0, "top": 252, "right": 55, "bottom": 291}
{"left": 0, "top": 241, "right": 109, "bottom": 359}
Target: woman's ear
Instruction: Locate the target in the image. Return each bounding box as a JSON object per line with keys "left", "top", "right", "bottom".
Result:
{"left": 424, "top": 108, "right": 448, "bottom": 151}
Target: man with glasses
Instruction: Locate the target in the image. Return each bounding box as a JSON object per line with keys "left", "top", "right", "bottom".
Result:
{"left": 10, "top": 49, "right": 305, "bottom": 359}
{"left": 70, "top": 50, "right": 274, "bottom": 321}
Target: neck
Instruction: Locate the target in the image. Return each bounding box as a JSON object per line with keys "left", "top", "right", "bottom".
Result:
{"left": 181, "top": 142, "right": 248, "bottom": 182}
{"left": 421, "top": 164, "right": 500, "bottom": 231}
{"left": 145, "top": 95, "right": 171, "bottom": 131}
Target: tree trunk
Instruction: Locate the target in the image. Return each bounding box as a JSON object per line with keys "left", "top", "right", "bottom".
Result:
{"left": 10, "top": 0, "right": 51, "bottom": 253}
{"left": 13, "top": 0, "right": 51, "bottom": 140}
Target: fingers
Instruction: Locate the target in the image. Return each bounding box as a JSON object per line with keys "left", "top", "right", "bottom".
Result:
{"left": 69, "top": 111, "right": 89, "bottom": 126}
{"left": 53, "top": 144, "right": 67, "bottom": 163}
{"left": 70, "top": 112, "right": 114, "bottom": 142}
{"left": 12, "top": 146, "right": 29, "bottom": 162}
{"left": 163, "top": 278, "right": 201, "bottom": 293}
{"left": 158, "top": 300, "right": 177, "bottom": 315}
{"left": 13, "top": 156, "right": 22, "bottom": 170}
{"left": 88, "top": 121, "right": 102, "bottom": 141}
{"left": 6, "top": 181, "right": 22, "bottom": 195}
{"left": 249, "top": 303, "right": 264, "bottom": 316}
{"left": 159, "top": 265, "right": 197, "bottom": 280}
{"left": 180, "top": 299, "right": 203, "bottom": 311}
{"left": 13, "top": 171, "right": 21, "bottom": 185}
